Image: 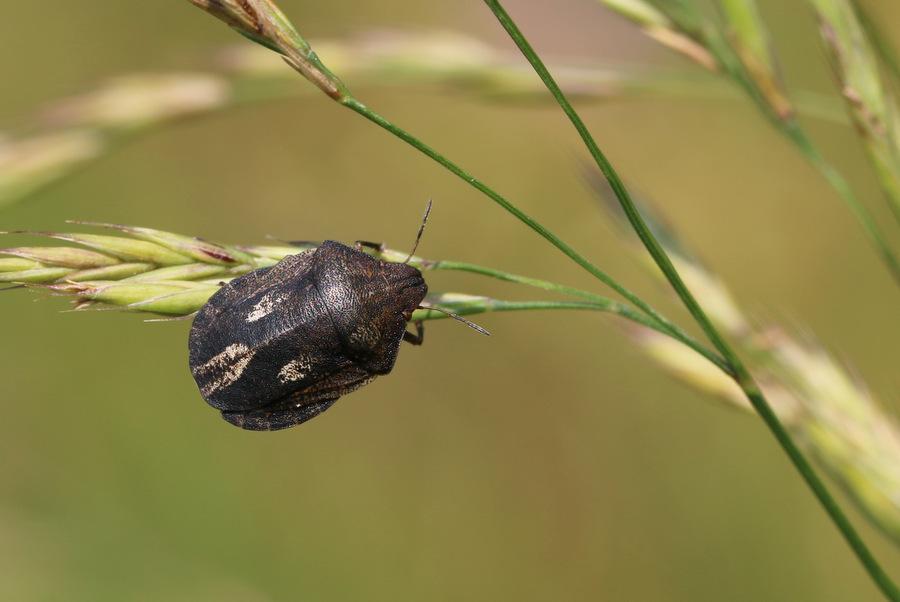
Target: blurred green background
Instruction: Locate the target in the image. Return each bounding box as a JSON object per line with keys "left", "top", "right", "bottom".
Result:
{"left": 2, "top": 1, "right": 900, "bottom": 600}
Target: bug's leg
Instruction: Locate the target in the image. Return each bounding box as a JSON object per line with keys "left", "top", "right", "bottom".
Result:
{"left": 355, "top": 240, "right": 384, "bottom": 253}
{"left": 403, "top": 321, "right": 424, "bottom": 345}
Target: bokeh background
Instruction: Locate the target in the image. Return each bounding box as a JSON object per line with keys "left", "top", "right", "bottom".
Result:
{"left": 2, "top": 1, "right": 900, "bottom": 600}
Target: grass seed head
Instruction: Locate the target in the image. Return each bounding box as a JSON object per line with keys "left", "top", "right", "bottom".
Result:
{"left": 1, "top": 224, "right": 289, "bottom": 314}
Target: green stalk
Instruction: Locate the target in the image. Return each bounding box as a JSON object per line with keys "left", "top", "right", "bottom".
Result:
{"left": 419, "top": 297, "right": 723, "bottom": 340}
{"left": 425, "top": 259, "right": 728, "bottom": 372}
{"left": 418, "top": 298, "right": 639, "bottom": 318}
{"left": 480, "top": 1, "right": 900, "bottom": 599}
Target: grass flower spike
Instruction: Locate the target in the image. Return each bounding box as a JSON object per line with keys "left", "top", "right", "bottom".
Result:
{"left": 1, "top": 224, "right": 277, "bottom": 315}
{"left": 719, "top": 0, "right": 793, "bottom": 121}
{"left": 811, "top": 0, "right": 900, "bottom": 224}
{"left": 187, "top": 0, "right": 346, "bottom": 98}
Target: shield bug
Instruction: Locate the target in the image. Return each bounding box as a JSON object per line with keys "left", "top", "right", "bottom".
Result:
{"left": 188, "top": 203, "right": 483, "bottom": 431}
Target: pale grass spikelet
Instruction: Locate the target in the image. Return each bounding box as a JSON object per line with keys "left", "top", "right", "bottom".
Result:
{"left": 217, "top": 30, "right": 505, "bottom": 81}
{"left": 630, "top": 327, "right": 751, "bottom": 411}
{"left": 719, "top": 0, "right": 794, "bottom": 121}
{"left": 184, "top": 0, "right": 262, "bottom": 35}
{"left": 668, "top": 256, "right": 751, "bottom": 339}
{"left": 759, "top": 331, "right": 900, "bottom": 541}
{"left": 811, "top": 0, "right": 900, "bottom": 221}
{"left": 591, "top": 0, "right": 717, "bottom": 70}
{"left": 40, "top": 73, "right": 230, "bottom": 131}
{"left": 186, "top": 0, "right": 345, "bottom": 98}
{"left": 0, "top": 224, "right": 296, "bottom": 315}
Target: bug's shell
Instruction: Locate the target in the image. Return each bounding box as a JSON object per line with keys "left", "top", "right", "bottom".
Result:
{"left": 188, "top": 240, "right": 427, "bottom": 431}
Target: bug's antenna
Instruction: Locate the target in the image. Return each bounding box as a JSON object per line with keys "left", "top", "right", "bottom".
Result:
{"left": 403, "top": 199, "right": 433, "bottom": 264}
{"left": 418, "top": 304, "right": 490, "bottom": 336}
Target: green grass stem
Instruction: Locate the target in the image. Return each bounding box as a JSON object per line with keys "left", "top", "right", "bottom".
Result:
{"left": 425, "top": 259, "right": 727, "bottom": 372}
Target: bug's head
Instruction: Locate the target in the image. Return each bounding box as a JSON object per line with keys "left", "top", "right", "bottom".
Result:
{"left": 392, "top": 200, "right": 487, "bottom": 337}
{"left": 384, "top": 261, "right": 428, "bottom": 319}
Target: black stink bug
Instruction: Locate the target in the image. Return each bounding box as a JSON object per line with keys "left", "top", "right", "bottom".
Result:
{"left": 188, "top": 204, "right": 484, "bottom": 431}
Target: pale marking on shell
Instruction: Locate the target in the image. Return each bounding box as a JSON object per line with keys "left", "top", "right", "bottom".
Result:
{"left": 246, "top": 292, "right": 285, "bottom": 322}
{"left": 348, "top": 325, "right": 379, "bottom": 347}
{"left": 278, "top": 358, "right": 312, "bottom": 383}
{"left": 196, "top": 343, "right": 256, "bottom": 396}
